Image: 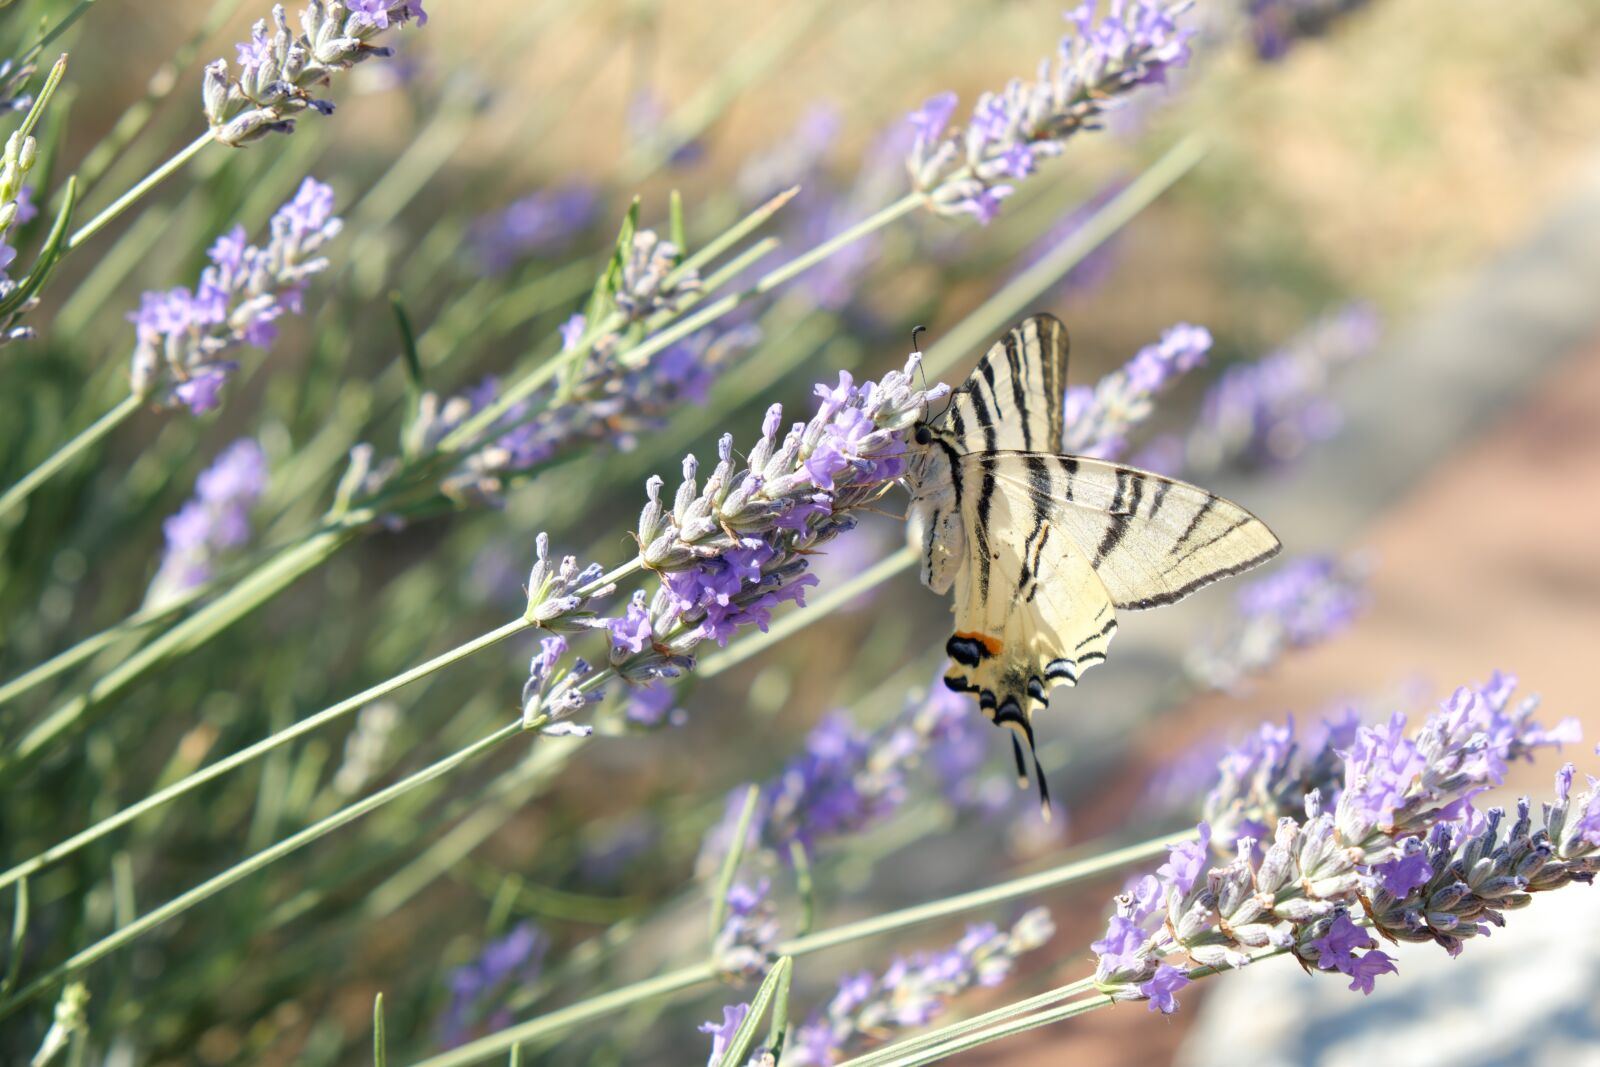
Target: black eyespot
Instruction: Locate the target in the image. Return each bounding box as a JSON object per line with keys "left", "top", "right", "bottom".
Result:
{"left": 913, "top": 425, "right": 933, "bottom": 445}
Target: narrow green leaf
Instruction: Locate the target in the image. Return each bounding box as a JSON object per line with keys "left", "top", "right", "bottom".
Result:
{"left": 672, "top": 185, "right": 797, "bottom": 284}
{"left": 508, "top": 1046, "right": 522, "bottom": 1067}
{"left": 2, "top": 878, "right": 27, "bottom": 996}
{"left": 708, "top": 785, "right": 763, "bottom": 944}
{"left": 16, "top": 53, "right": 66, "bottom": 141}
{"left": 0, "top": 174, "right": 75, "bottom": 317}
{"left": 763, "top": 951, "right": 794, "bottom": 1058}
{"left": 788, "top": 840, "right": 815, "bottom": 937}
{"left": 669, "top": 189, "right": 687, "bottom": 260}
{"left": 720, "top": 956, "right": 791, "bottom": 1067}
{"left": 390, "top": 292, "right": 425, "bottom": 399}
{"left": 373, "top": 993, "right": 387, "bottom": 1067}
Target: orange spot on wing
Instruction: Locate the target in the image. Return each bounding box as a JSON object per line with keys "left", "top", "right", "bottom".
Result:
{"left": 953, "top": 630, "right": 1004, "bottom": 656}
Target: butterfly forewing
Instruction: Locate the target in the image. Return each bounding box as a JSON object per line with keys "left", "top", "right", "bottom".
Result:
{"left": 939, "top": 313, "right": 1068, "bottom": 454}
{"left": 973, "top": 453, "right": 1282, "bottom": 609}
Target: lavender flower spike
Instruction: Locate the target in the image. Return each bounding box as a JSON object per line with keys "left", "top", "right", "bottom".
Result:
{"left": 145, "top": 439, "right": 269, "bottom": 609}
{"left": 204, "top": 1, "right": 428, "bottom": 147}
{"left": 908, "top": 2, "right": 1195, "bottom": 222}
{"left": 789, "top": 909, "right": 1055, "bottom": 1064}
{"left": 129, "top": 177, "right": 341, "bottom": 413}
{"left": 625, "top": 354, "right": 945, "bottom": 678}
{"left": 0, "top": 126, "right": 41, "bottom": 345}
{"left": 1061, "top": 321, "right": 1212, "bottom": 458}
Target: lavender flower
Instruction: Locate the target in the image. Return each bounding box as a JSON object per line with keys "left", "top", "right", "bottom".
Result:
{"left": 1137, "top": 302, "right": 1380, "bottom": 476}
{"left": 1185, "top": 554, "right": 1367, "bottom": 691}
{"left": 908, "top": 2, "right": 1195, "bottom": 222}
{"left": 0, "top": 127, "right": 41, "bottom": 344}
{"left": 712, "top": 878, "right": 782, "bottom": 981}
{"left": 1247, "top": 0, "right": 1373, "bottom": 61}
{"left": 203, "top": 1, "right": 428, "bottom": 146}
{"left": 788, "top": 909, "right": 1055, "bottom": 1063}
{"left": 698, "top": 1002, "right": 751, "bottom": 1067}
{"left": 618, "top": 353, "right": 943, "bottom": 687}
{"left": 1061, "top": 322, "right": 1212, "bottom": 457}
{"left": 0, "top": 57, "right": 34, "bottom": 114}
{"left": 1095, "top": 675, "right": 1586, "bottom": 1011}
{"left": 470, "top": 185, "right": 596, "bottom": 274}
{"left": 698, "top": 672, "right": 1002, "bottom": 872}
{"left": 129, "top": 178, "right": 341, "bottom": 413}
{"left": 437, "top": 922, "right": 547, "bottom": 1049}
{"left": 146, "top": 439, "right": 269, "bottom": 608}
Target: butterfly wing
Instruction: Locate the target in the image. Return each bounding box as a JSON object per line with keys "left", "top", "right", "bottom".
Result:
{"left": 937, "top": 313, "right": 1069, "bottom": 454}
{"left": 974, "top": 452, "right": 1282, "bottom": 609}
{"left": 941, "top": 454, "right": 1120, "bottom": 750}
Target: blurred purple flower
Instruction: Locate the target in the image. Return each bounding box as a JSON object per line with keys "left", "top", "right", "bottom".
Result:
{"left": 711, "top": 878, "right": 781, "bottom": 981}
{"left": 129, "top": 177, "right": 341, "bottom": 413}
{"left": 1017, "top": 181, "right": 1126, "bottom": 301}
{"left": 1140, "top": 302, "right": 1381, "bottom": 476}
{"left": 1062, "top": 321, "right": 1213, "bottom": 457}
{"left": 146, "top": 439, "right": 268, "bottom": 607}
{"left": 698, "top": 1002, "right": 750, "bottom": 1067}
{"left": 1186, "top": 554, "right": 1367, "bottom": 691}
{"left": 1248, "top": 0, "right": 1372, "bottom": 61}
{"left": 437, "top": 922, "right": 547, "bottom": 1049}
{"left": 786, "top": 909, "right": 1054, "bottom": 1064}
{"left": 628, "top": 88, "right": 705, "bottom": 168}
{"left": 909, "top": 2, "right": 1195, "bottom": 222}
{"left": 471, "top": 185, "right": 596, "bottom": 274}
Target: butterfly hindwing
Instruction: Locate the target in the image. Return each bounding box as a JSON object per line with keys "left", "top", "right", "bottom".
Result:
{"left": 942, "top": 453, "right": 1119, "bottom": 730}
{"left": 941, "top": 313, "right": 1068, "bottom": 454}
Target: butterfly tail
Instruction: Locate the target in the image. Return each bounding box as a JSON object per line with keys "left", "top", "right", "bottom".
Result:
{"left": 998, "top": 706, "right": 1053, "bottom": 823}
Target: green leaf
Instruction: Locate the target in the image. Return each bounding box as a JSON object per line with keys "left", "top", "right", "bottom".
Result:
{"left": 763, "top": 951, "right": 794, "bottom": 1059}
{"left": 389, "top": 292, "right": 425, "bottom": 447}
{"left": 788, "top": 840, "right": 815, "bottom": 937}
{"left": 708, "top": 784, "right": 762, "bottom": 944}
{"left": 720, "top": 956, "right": 791, "bottom": 1067}
{"left": 669, "top": 189, "right": 687, "bottom": 260}
{"left": 2, "top": 878, "right": 27, "bottom": 997}
{"left": 16, "top": 53, "right": 66, "bottom": 141}
{"left": 373, "top": 993, "right": 387, "bottom": 1067}
{"left": 0, "top": 174, "right": 75, "bottom": 318}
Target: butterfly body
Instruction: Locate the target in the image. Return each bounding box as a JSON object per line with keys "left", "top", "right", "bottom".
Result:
{"left": 903, "top": 314, "right": 1281, "bottom": 812}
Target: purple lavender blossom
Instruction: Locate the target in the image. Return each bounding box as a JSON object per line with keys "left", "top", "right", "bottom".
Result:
{"left": 1141, "top": 302, "right": 1380, "bottom": 476}
{"left": 1186, "top": 554, "right": 1367, "bottom": 691}
{"left": 437, "top": 922, "right": 547, "bottom": 1049}
{"left": 204, "top": 2, "right": 429, "bottom": 146}
{"left": 1248, "top": 0, "right": 1372, "bottom": 61}
{"left": 1095, "top": 674, "right": 1588, "bottom": 1011}
{"left": 1139, "top": 963, "right": 1191, "bottom": 1013}
{"left": 146, "top": 440, "right": 269, "bottom": 608}
{"left": 908, "top": 2, "right": 1195, "bottom": 222}
{"left": 128, "top": 178, "right": 341, "bottom": 413}
{"left": 786, "top": 909, "right": 1054, "bottom": 1064}
{"left": 626, "top": 354, "right": 943, "bottom": 676}
{"left": 711, "top": 878, "right": 781, "bottom": 981}
{"left": 698, "top": 1002, "right": 750, "bottom": 1067}
{"left": 0, "top": 58, "right": 33, "bottom": 114}
{"left": 1061, "top": 322, "right": 1213, "bottom": 457}
{"left": 470, "top": 185, "right": 596, "bottom": 274}
{"left": 698, "top": 672, "right": 1008, "bottom": 873}
{"left": 737, "top": 103, "right": 842, "bottom": 205}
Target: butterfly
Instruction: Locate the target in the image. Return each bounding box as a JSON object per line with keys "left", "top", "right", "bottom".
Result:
{"left": 904, "top": 313, "right": 1281, "bottom": 817}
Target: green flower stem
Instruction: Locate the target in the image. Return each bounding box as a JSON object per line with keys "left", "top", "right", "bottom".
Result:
{"left": 922, "top": 133, "right": 1210, "bottom": 380}
{"left": 0, "top": 618, "right": 530, "bottom": 891}
{"left": 7, "top": 521, "right": 362, "bottom": 770}
{"left": 838, "top": 978, "right": 1097, "bottom": 1067}
{"left": 0, "top": 394, "right": 142, "bottom": 521}
{"left": 409, "top": 829, "right": 1191, "bottom": 1066}
{"left": 24, "top": 0, "right": 99, "bottom": 61}
{"left": 862, "top": 990, "right": 1113, "bottom": 1067}
{"left": 65, "top": 130, "right": 214, "bottom": 253}
{"left": 0, "top": 719, "right": 531, "bottom": 1021}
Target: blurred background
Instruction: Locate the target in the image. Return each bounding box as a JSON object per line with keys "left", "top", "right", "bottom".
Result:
{"left": 2, "top": 0, "right": 1600, "bottom": 1063}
